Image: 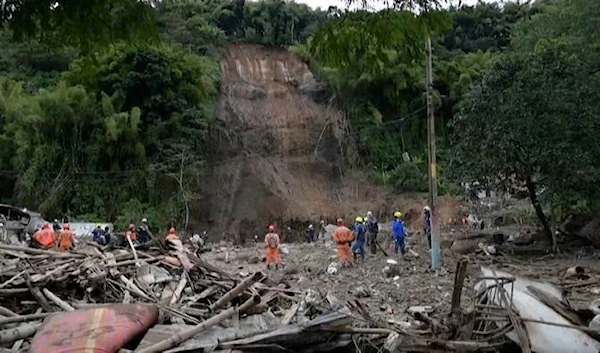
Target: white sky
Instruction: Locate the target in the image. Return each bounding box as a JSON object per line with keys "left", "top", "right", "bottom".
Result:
{"left": 296, "top": 0, "right": 492, "bottom": 10}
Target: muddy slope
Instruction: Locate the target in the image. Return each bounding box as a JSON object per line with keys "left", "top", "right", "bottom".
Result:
{"left": 200, "top": 44, "right": 365, "bottom": 238}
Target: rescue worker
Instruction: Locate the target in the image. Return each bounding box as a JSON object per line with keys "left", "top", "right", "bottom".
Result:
{"left": 104, "top": 226, "right": 112, "bottom": 245}
{"left": 393, "top": 211, "right": 406, "bottom": 256}
{"left": 423, "top": 206, "right": 431, "bottom": 248}
{"left": 52, "top": 219, "right": 62, "bottom": 232}
{"left": 332, "top": 218, "right": 354, "bottom": 267}
{"left": 33, "top": 222, "right": 56, "bottom": 249}
{"left": 352, "top": 217, "right": 366, "bottom": 262}
{"left": 92, "top": 224, "right": 105, "bottom": 245}
{"left": 138, "top": 218, "right": 152, "bottom": 244}
{"left": 126, "top": 223, "right": 137, "bottom": 243}
{"left": 264, "top": 225, "right": 281, "bottom": 270}
{"left": 366, "top": 211, "right": 379, "bottom": 255}
{"left": 166, "top": 227, "right": 179, "bottom": 241}
{"left": 306, "top": 224, "right": 315, "bottom": 243}
{"left": 58, "top": 223, "right": 75, "bottom": 252}
{"left": 318, "top": 220, "right": 326, "bottom": 242}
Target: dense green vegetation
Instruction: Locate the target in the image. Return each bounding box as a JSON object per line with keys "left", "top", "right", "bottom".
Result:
{"left": 1, "top": 0, "right": 597, "bottom": 233}
{"left": 453, "top": 0, "right": 600, "bottom": 238}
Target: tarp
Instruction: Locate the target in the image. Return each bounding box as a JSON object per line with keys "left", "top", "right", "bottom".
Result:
{"left": 68, "top": 222, "right": 113, "bottom": 238}
{"left": 30, "top": 304, "right": 158, "bottom": 353}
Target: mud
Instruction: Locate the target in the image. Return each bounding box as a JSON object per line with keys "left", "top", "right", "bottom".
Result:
{"left": 204, "top": 224, "right": 600, "bottom": 326}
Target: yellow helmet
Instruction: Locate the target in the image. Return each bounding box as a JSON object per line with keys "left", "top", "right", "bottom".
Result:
{"left": 355, "top": 216, "right": 363, "bottom": 223}
{"left": 364, "top": 217, "right": 368, "bottom": 223}
{"left": 394, "top": 211, "right": 402, "bottom": 218}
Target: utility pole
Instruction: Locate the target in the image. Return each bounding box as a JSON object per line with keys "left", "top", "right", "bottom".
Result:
{"left": 426, "top": 38, "right": 441, "bottom": 271}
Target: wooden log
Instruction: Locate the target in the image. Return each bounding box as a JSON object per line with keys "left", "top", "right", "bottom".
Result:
{"left": 210, "top": 272, "right": 263, "bottom": 311}
{"left": 31, "top": 262, "right": 74, "bottom": 283}
{"left": 136, "top": 295, "right": 260, "bottom": 353}
{"left": 0, "top": 323, "right": 40, "bottom": 344}
{"left": 0, "top": 271, "right": 25, "bottom": 290}
{"left": 451, "top": 259, "right": 468, "bottom": 316}
{"left": 106, "top": 257, "right": 162, "bottom": 268}
{"left": 0, "top": 289, "right": 28, "bottom": 296}
{"left": 0, "top": 244, "right": 83, "bottom": 258}
{"left": 0, "top": 307, "right": 17, "bottom": 318}
{"left": 120, "top": 276, "right": 152, "bottom": 301}
{"left": 42, "top": 288, "right": 74, "bottom": 311}
{"left": 281, "top": 304, "right": 299, "bottom": 326}
{"left": 0, "top": 313, "right": 52, "bottom": 327}
{"left": 25, "top": 278, "right": 53, "bottom": 313}
{"left": 169, "top": 277, "right": 188, "bottom": 306}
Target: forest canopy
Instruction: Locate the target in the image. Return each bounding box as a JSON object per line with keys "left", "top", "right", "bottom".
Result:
{"left": 1, "top": 0, "right": 596, "bottom": 233}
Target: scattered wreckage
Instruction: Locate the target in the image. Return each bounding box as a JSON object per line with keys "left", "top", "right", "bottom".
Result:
{"left": 0, "top": 204, "right": 46, "bottom": 243}
{"left": 0, "top": 233, "right": 599, "bottom": 353}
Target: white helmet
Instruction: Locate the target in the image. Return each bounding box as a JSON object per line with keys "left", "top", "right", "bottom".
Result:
{"left": 367, "top": 211, "right": 373, "bottom": 217}
{"left": 423, "top": 206, "right": 431, "bottom": 212}
{"left": 142, "top": 218, "right": 148, "bottom": 223}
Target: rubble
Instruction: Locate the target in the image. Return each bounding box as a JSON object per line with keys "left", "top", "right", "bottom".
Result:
{"left": 1, "top": 232, "right": 600, "bottom": 352}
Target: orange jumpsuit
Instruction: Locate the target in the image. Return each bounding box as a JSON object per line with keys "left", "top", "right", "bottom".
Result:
{"left": 34, "top": 227, "right": 56, "bottom": 249}
{"left": 333, "top": 226, "right": 354, "bottom": 266}
{"left": 166, "top": 229, "right": 179, "bottom": 241}
{"left": 264, "top": 232, "right": 281, "bottom": 267}
{"left": 58, "top": 230, "right": 75, "bottom": 252}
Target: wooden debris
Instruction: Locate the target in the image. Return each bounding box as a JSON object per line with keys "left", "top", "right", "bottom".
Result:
{"left": 137, "top": 295, "right": 260, "bottom": 353}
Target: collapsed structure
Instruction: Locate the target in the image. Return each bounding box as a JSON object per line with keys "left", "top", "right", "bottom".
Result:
{"left": 0, "top": 236, "right": 598, "bottom": 352}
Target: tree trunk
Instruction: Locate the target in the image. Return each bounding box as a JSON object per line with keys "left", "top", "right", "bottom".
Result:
{"left": 525, "top": 176, "right": 555, "bottom": 252}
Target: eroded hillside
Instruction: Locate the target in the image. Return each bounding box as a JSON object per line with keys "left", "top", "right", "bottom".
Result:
{"left": 200, "top": 44, "right": 386, "bottom": 239}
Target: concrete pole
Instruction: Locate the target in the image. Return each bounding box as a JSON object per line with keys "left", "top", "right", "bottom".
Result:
{"left": 426, "top": 38, "right": 441, "bottom": 271}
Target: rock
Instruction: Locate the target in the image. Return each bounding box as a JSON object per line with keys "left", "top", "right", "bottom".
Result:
{"left": 280, "top": 245, "right": 290, "bottom": 255}
{"left": 407, "top": 306, "right": 433, "bottom": 315}
{"left": 590, "top": 287, "right": 600, "bottom": 295}
{"left": 247, "top": 255, "right": 260, "bottom": 264}
{"left": 353, "top": 285, "right": 371, "bottom": 298}
{"left": 510, "top": 231, "right": 534, "bottom": 245}
{"left": 383, "top": 264, "right": 401, "bottom": 278}
{"left": 327, "top": 262, "right": 338, "bottom": 275}
{"left": 284, "top": 265, "right": 299, "bottom": 275}
{"left": 451, "top": 239, "right": 479, "bottom": 254}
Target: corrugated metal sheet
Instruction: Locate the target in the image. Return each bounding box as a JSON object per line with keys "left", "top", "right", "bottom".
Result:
{"left": 69, "top": 222, "right": 114, "bottom": 238}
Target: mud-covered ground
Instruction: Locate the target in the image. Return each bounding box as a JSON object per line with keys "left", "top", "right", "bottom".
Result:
{"left": 202, "top": 226, "right": 600, "bottom": 325}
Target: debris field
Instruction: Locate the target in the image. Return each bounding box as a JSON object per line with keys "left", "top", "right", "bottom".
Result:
{"left": 0, "top": 230, "right": 600, "bottom": 352}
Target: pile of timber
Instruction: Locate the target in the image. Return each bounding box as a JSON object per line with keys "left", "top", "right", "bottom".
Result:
{"left": 0, "top": 242, "right": 527, "bottom": 353}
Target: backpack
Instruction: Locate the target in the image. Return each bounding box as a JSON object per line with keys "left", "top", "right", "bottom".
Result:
{"left": 368, "top": 219, "right": 379, "bottom": 233}
{"left": 267, "top": 233, "right": 278, "bottom": 248}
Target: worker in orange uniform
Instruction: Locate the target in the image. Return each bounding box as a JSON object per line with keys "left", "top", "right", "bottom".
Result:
{"left": 126, "top": 223, "right": 137, "bottom": 243}
{"left": 166, "top": 227, "right": 179, "bottom": 241}
{"left": 264, "top": 225, "right": 281, "bottom": 270}
{"left": 333, "top": 218, "right": 354, "bottom": 267}
{"left": 57, "top": 223, "right": 75, "bottom": 252}
{"left": 33, "top": 222, "right": 56, "bottom": 249}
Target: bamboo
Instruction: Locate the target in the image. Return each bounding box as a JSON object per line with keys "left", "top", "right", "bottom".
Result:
{"left": 42, "top": 288, "right": 74, "bottom": 311}
{"left": 136, "top": 295, "right": 260, "bottom": 353}
{"left": 0, "top": 323, "right": 41, "bottom": 344}
{"left": 210, "top": 272, "right": 263, "bottom": 311}
{"left": 0, "top": 313, "right": 52, "bottom": 327}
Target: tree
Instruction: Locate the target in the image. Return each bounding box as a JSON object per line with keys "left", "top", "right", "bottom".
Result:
{"left": 1, "top": 0, "right": 157, "bottom": 51}
{"left": 451, "top": 43, "right": 600, "bottom": 248}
